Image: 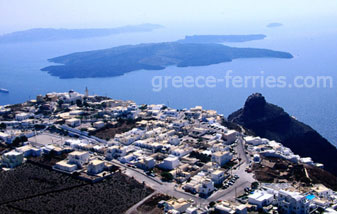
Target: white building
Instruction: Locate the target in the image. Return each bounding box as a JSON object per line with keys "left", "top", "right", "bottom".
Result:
{"left": 169, "top": 135, "right": 180, "bottom": 146}
{"left": 190, "top": 127, "right": 207, "bottom": 138}
{"left": 1, "top": 150, "right": 24, "bottom": 168}
{"left": 0, "top": 132, "right": 12, "bottom": 144}
{"left": 223, "top": 130, "right": 237, "bottom": 144}
{"left": 68, "top": 151, "right": 89, "bottom": 167}
{"left": 119, "top": 153, "right": 135, "bottom": 163}
{"left": 87, "top": 160, "right": 105, "bottom": 174}
{"left": 301, "top": 157, "right": 314, "bottom": 165}
{"left": 106, "top": 145, "right": 127, "bottom": 159}
{"left": 15, "top": 112, "right": 31, "bottom": 121}
{"left": 244, "top": 136, "right": 268, "bottom": 146}
{"left": 171, "top": 147, "right": 192, "bottom": 158}
{"left": 93, "top": 121, "right": 105, "bottom": 129}
{"left": 16, "top": 145, "right": 41, "bottom": 157}
{"left": 211, "top": 151, "right": 233, "bottom": 167}
{"left": 136, "top": 157, "right": 156, "bottom": 170}
{"left": 215, "top": 204, "right": 234, "bottom": 214}
{"left": 277, "top": 190, "right": 310, "bottom": 214}
{"left": 159, "top": 156, "right": 180, "bottom": 170}
{"left": 211, "top": 170, "right": 226, "bottom": 185}
{"left": 198, "top": 179, "right": 215, "bottom": 196}
{"left": 164, "top": 198, "right": 191, "bottom": 213}
{"left": 236, "top": 205, "right": 247, "bottom": 214}
{"left": 248, "top": 190, "right": 274, "bottom": 208}
{"left": 185, "top": 206, "right": 198, "bottom": 214}
{"left": 65, "top": 118, "right": 81, "bottom": 127}
{"left": 54, "top": 160, "right": 77, "bottom": 173}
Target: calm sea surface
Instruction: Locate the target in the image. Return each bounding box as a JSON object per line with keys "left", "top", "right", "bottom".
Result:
{"left": 0, "top": 22, "right": 336, "bottom": 145}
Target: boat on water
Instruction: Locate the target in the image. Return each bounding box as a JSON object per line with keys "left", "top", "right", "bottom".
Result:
{"left": 0, "top": 88, "right": 9, "bottom": 93}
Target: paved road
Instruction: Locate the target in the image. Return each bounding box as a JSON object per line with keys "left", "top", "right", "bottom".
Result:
{"left": 114, "top": 155, "right": 254, "bottom": 208}
{"left": 124, "top": 167, "right": 208, "bottom": 206}
{"left": 194, "top": 137, "right": 254, "bottom": 203}
{"left": 110, "top": 136, "right": 255, "bottom": 208}
{"left": 237, "top": 136, "right": 250, "bottom": 164}
{"left": 209, "top": 163, "right": 254, "bottom": 202}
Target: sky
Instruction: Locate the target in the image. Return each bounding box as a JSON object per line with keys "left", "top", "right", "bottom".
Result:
{"left": 1, "top": 0, "right": 337, "bottom": 34}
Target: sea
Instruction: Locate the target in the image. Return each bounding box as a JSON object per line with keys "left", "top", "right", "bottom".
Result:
{"left": 0, "top": 21, "right": 336, "bottom": 146}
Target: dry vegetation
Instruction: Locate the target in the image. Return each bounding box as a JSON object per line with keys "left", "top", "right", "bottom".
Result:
{"left": 253, "top": 157, "right": 337, "bottom": 191}
{"left": 91, "top": 119, "right": 138, "bottom": 140}
{"left": 135, "top": 193, "right": 170, "bottom": 214}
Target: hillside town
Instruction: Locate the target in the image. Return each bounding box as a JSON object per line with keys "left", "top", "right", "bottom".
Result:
{"left": 0, "top": 90, "right": 336, "bottom": 214}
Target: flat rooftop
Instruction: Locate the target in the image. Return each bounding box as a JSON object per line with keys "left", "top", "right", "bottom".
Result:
{"left": 29, "top": 133, "right": 69, "bottom": 146}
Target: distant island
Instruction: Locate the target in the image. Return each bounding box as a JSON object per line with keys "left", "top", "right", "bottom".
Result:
{"left": 0, "top": 24, "right": 163, "bottom": 43}
{"left": 267, "top": 23, "right": 283, "bottom": 28}
{"left": 178, "top": 34, "right": 266, "bottom": 43}
{"left": 41, "top": 42, "right": 293, "bottom": 79}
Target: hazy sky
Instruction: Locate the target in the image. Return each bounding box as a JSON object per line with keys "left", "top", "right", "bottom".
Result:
{"left": 1, "top": 0, "right": 337, "bottom": 34}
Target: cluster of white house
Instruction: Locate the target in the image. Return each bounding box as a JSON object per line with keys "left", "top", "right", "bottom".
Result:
{"left": 246, "top": 184, "right": 337, "bottom": 214}
{"left": 161, "top": 197, "right": 248, "bottom": 214}
{"left": 52, "top": 150, "right": 106, "bottom": 175}
{"left": 162, "top": 184, "right": 337, "bottom": 214}
{"left": 161, "top": 183, "right": 337, "bottom": 214}
{"left": 101, "top": 104, "right": 240, "bottom": 171}
{"left": 1, "top": 97, "right": 243, "bottom": 200}
{"left": 244, "top": 136, "right": 323, "bottom": 168}
{"left": 4, "top": 92, "right": 337, "bottom": 214}
{"left": 1, "top": 144, "right": 42, "bottom": 168}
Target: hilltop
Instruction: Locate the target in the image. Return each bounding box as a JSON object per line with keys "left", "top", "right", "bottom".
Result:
{"left": 228, "top": 93, "right": 337, "bottom": 177}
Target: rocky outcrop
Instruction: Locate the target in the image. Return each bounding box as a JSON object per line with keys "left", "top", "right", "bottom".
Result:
{"left": 228, "top": 93, "right": 337, "bottom": 177}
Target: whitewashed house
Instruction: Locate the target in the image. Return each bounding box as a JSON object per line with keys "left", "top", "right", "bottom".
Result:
{"left": 198, "top": 179, "right": 215, "bottom": 196}
{"left": 87, "top": 160, "right": 105, "bottom": 174}
{"left": 211, "top": 170, "right": 226, "bottom": 185}
{"left": 1, "top": 150, "right": 24, "bottom": 168}
{"left": 159, "top": 156, "right": 180, "bottom": 170}
{"left": 15, "top": 112, "right": 32, "bottom": 121}
{"left": 54, "top": 160, "right": 77, "bottom": 173}
{"left": 65, "top": 118, "right": 81, "bottom": 127}
{"left": 223, "top": 130, "right": 237, "bottom": 144}
{"left": 277, "top": 190, "right": 310, "bottom": 214}
{"left": 211, "top": 151, "right": 233, "bottom": 167}
{"left": 68, "top": 151, "right": 89, "bottom": 167}
{"left": 248, "top": 190, "right": 274, "bottom": 208}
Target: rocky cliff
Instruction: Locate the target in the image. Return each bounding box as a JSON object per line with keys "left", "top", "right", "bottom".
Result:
{"left": 228, "top": 93, "right": 337, "bottom": 177}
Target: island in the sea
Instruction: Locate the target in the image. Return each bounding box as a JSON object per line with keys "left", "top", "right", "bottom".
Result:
{"left": 41, "top": 42, "right": 293, "bottom": 79}
{"left": 267, "top": 22, "right": 283, "bottom": 28}
{"left": 0, "top": 24, "right": 163, "bottom": 43}
{"left": 178, "top": 34, "right": 266, "bottom": 43}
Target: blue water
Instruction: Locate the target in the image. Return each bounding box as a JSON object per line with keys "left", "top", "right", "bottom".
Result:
{"left": 0, "top": 22, "right": 336, "bottom": 146}
{"left": 306, "top": 195, "right": 316, "bottom": 200}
